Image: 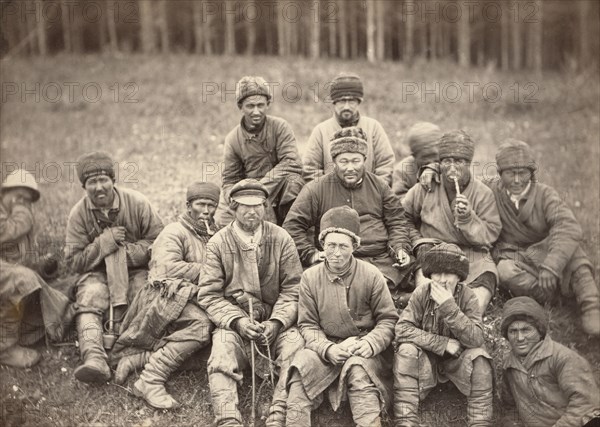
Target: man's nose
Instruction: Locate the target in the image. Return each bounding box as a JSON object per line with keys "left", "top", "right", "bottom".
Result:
{"left": 516, "top": 331, "right": 525, "bottom": 341}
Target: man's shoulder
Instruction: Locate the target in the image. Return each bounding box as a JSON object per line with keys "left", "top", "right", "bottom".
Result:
{"left": 264, "top": 221, "right": 294, "bottom": 242}
{"left": 355, "top": 258, "right": 385, "bottom": 279}
{"left": 311, "top": 117, "right": 338, "bottom": 133}
{"left": 118, "top": 187, "right": 154, "bottom": 208}
{"left": 266, "top": 115, "right": 291, "bottom": 129}
{"left": 470, "top": 178, "right": 495, "bottom": 197}
{"left": 224, "top": 124, "right": 242, "bottom": 145}
{"left": 158, "top": 220, "right": 186, "bottom": 238}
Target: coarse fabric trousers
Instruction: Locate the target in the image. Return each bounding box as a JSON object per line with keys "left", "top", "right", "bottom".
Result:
{"left": 393, "top": 343, "right": 493, "bottom": 427}
{"left": 207, "top": 326, "right": 304, "bottom": 426}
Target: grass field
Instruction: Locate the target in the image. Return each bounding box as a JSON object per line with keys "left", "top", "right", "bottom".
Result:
{"left": 1, "top": 54, "right": 599, "bottom": 426}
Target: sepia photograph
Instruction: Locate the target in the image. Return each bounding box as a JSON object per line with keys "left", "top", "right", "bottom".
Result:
{"left": 1, "top": 0, "right": 599, "bottom": 425}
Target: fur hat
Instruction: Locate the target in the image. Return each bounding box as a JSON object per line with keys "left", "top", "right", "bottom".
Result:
{"left": 319, "top": 206, "right": 361, "bottom": 246}
{"left": 501, "top": 296, "right": 548, "bottom": 339}
{"left": 406, "top": 122, "right": 442, "bottom": 158}
{"left": 420, "top": 243, "right": 469, "bottom": 281}
{"left": 1, "top": 169, "right": 40, "bottom": 202}
{"left": 330, "top": 126, "right": 368, "bottom": 160}
{"left": 236, "top": 76, "right": 271, "bottom": 107}
{"left": 76, "top": 151, "right": 115, "bottom": 186}
{"left": 438, "top": 130, "right": 475, "bottom": 162}
{"left": 496, "top": 139, "right": 538, "bottom": 173}
{"left": 186, "top": 182, "right": 220, "bottom": 204}
{"left": 229, "top": 178, "right": 268, "bottom": 206}
{"left": 329, "top": 73, "right": 364, "bottom": 102}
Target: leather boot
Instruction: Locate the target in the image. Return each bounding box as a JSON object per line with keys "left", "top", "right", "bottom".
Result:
{"left": 74, "top": 313, "right": 111, "bottom": 383}
{"left": 285, "top": 370, "right": 312, "bottom": 427}
{"left": 208, "top": 372, "right": 242, "bottom": 426}
{"left": 0, "top": 305, "right": 41, "bottom": 368}
{"left": 467, "top": 357, "right": 493, "bottom": 427}
{"left": 393, "top": 345, "right": 420, "bottom": 427}
{"left": 114, "top": 351, "right": 151, "bottom": 384}
{"left": 347, "top": 365, "right": 382, "bottom": 427}
{"left": 133, "top": 340, "right": 200, "bottom": 409}
{"left": 572, "top": 267, "right": 600, "bottom": 336}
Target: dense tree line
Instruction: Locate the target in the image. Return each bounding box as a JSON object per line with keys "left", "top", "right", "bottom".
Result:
{"left": 1, "top": 0, "right": 598, "bottom": 70}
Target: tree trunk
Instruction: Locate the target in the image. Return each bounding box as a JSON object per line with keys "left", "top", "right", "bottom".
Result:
{"left": 277, "top": 0, "right": 287, "bottom": 55}
{"left": 501, "top": 1, "right": 509, "bottom": 70}
{"left": 245, "top": 0, "right": 256, "bottom": 55}
{"left": 61, "top": 0, "right": 72, "bottom": 52}
{"left": 375, "top": 0, "right": 384, "bottom": 60}
{"left": 328, "top": 10, "right": 337, "bottom": 57}
{"left": 532, "top": 0, "right": 543, "bottom": 72}
{"left": 579, "top": 0, "right": 590, "bottom": 69}
{"left": 106, "top": 0, "right": 119, "bottom": 52}
{"left": 457, "top": 1, "right": 470, "bottom": 66}
{"left": 366, "top": 0, "right": 375, "bottom": 62}
{"left": 338, "top": 1, "right": 348, "bottom": 59}
{"left": 404, "top": 0, "right": 415, "bottom": 62}
{"left": 310, "top": 0, "right": 320, "bottom": 58}
{"left": 224, "top": 0, "right": 235, "bottom": 54}
{"left": 33, "top": 0, "right": 46, "bottom": 55}
{"left": 139, "top": 0, "right": 155, "bottom": 53}
{"left": 192, "top": 0, "right": 203, "bottom": 54}
{"left": 350, "top": 3, "right": 358, "bottom": 58}
{"left": 511, "top": 0, "right": 522, "bottom": 70}
{"left": 429, "top": 18, "right": 437, "bottom": 59}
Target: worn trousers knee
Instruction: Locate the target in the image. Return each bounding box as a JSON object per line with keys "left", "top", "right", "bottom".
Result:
{"left": 286, "top": 369, "right": 312, "bottom": 427}
{"left": 346, "top": 364, "right": 381, "bottom": 427}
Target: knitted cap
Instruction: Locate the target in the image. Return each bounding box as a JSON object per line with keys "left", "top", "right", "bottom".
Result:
{"left": 406, "top": 122, "right": 442, "bottom": 158}
{"left": 76, "top": 151, "right": 115, "bottom": 186}
{"left": 229, "top": 178, "right": 268, "bottom": 206}
{"left": 319, "top": 206, "right": 361, "bottom": 246}
{"left": 1, "top": 169, "right": 40, "bottom": 202}
{"left": 330, "top": 126, "right": 368, "bottom": 159}
{"left": 330, "top": 73, "right": 364, "bottom": 102}
{"left": 236, "top": 76, "right": 271, "bottom": 107}
{"left": 186, "top": 181, "right": 220, "bottom": 204}
{"left": 420, "top": 243, "right": 469, "bottom": 281}
{"left": 501, "top": 296, "right": 548, "bottom": 338}
{"left": 496, "top": 139, "right": 538, "bottom": 173}
{"left": 438, "top": 130, "right": 475, "bottom": 162}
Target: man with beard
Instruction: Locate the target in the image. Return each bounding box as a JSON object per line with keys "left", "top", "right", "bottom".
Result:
{"left": 500, "top": 296, "right": 600, "bottom": 426}
{"left": 490, "top": 139, "right": 600, "bottom": 336}
{"left": 303, "top": 73, "right": 395, "bottom": 185}
{"left": 197, "top": 179, "right": 304, "bottom": 427}
{"left": 1, "top": 169, "right": 74, "bottom": 368}
{"left": 284, "top": 126, "right": 413, "bottom": 293}
{"left": 64, "top": 151, "right": 164, "bottom": 383}
{"left": 214, "top": 76, "right": 304, "bottom": 227}
{"left": 111, "top": 182, "right": 219, "bottom": 409}
{"left": 402, "top": 130, "right": 501, "bottom": 314}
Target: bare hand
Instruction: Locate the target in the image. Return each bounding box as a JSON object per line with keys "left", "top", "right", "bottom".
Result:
{"left": 396, "top": 249, "right": 411, "bottom": 268}
{"left": 310, "top": 251, "right": 325, "bottom": 265}
{"left": 348, "top": 340, "right": 374, "bottom": 358}
{"left": 445, "top": 338, "right": 463, "bottom": 357}
{"left": 430, "top": 281, "right": 453, "bottom": 305}
{"left": 259, "top": 320, "right": 282, "bottom": 346}
{"left": 539, "top": 268, "right": 558, "bottom": 293}
{"left": 325, "top": 344, "right": 352, "bottom": 365}
{"left": 108, "top": 226, "right": 126, "bottom": 243}
{"left": 236, "top": 317, "right": 264, "bottom": 341}
{"left": 419, "top": 168, "right": 438, "bottom": 193}
{"left": 454, "top": 194, "right": 471, "bottom": 219}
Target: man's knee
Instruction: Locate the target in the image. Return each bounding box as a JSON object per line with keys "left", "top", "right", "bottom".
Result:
{"left": 394, "top": 344, "right": 419, "bottom": 377}
{"left": 76, "top": 277, "right": 109, "bottom": 313}
{"left": 207, "top": 328, "right": 245, "bottom": 376}
{"left": 346, "top": 365, "right": 373, "bottom": 390}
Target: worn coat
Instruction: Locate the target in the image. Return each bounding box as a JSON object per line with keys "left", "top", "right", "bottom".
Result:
{"left": 394, "top": 282, "right": 490, "bottom": 396}
{"left": 290, "top": 258, "right": 398, "bottom": 409}
{"left": 197, "top": 221, "right": 302, "bottom": 330}
{"left": 501, "top": 335, "right": 600, "bottom": 427}
{"left": 302, "top": 116, "right": 395, "bottom": 185}
{"left": 403, "top": 178, "right": 502, "bottom": 284}
{"left": 392, "top": 155, "right": 419, "bottom": 200}
{"left": 490, "top": 180, "right": 592, "bottom": 294}
{"left": 283, "top": 171, "right": 411, "bottom": 286}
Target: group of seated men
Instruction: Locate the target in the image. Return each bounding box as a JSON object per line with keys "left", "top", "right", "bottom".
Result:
{"left": 1, "top": 73, "right": 599, "bottom": 427}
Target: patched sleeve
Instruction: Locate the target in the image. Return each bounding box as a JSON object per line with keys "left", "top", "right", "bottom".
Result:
{"left": 269, "top": 235, "right": 302, "bottom": 329}
{"left": 123, "top": 198, "right": 164, "bottom": 268}
{"left": 455, "top": 187, "right": 502, "bottom": 247}
{"left": 282, "top": 185, "right": 320, "bottom": 265}
{"left": 436, "top": 292, "right": 484, "bottom": 348}
{"left": 150, "top": 226, "right": 203, "bottom": 282}
{"left": 371, "top": 121, "right": 395, "bottom": 186}
{"left": 361, "top": 271, "right": 399, "bottom": 355}
{"left": 298, "top": 273, "right": 335, "bottom": 361}
{"left": 302, "top": 126, "right": 325, "bottom": 183}
{"left": 221, "top": 137, "right": 244, "bottom": 202}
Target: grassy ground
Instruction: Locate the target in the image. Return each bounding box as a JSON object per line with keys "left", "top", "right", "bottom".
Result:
{"left": 1, "top": 55, "right": 599, "bottom": 426}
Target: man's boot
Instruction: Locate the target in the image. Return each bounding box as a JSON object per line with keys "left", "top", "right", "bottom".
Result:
{"left": 572, "top": 267, "right": 600, "bottom": 336}
{"left": 208, "top": 371, "right": 242, "bottom": 426}
{"left": 0, "top": 305, "right": 41, "bottom": 368}
{"left": 74, "top": 313, "right": 111, "bottom": 383}
{"left": 467, "top": 357, "right": 493, "bottom": 427}
{"left": 133, "top": 340, "right": 199, "bottom": 409}
{"left": 393, "top": 345, "right": 420, "bottom": 427}
{"left": 347, "top": 365, "right": 382, "bottom": 427}
{"left": 114, "top": 351, "right": 151, "bottom": 384}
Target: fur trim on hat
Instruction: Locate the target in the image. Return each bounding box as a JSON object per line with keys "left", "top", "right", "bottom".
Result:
{"left": 501, "top": 296, "right": 547, "bottom": 338}
{"left": 438, "top": 130, "right": 475, "bottom": 162}
{"left": 496, "top": 138, "right": 538, "bottom": 173}
{"left": 186, "top": 181, "right": 220, "bottom": 204}
{"left": 406, "top": 122, "right": 442, "bottom": 156}
{"left": 420, "top": 243, "right": 469, "bottom": 281}
{"left": 236, "top": 76, "right": 271, "bottom": 107}
{"left": 76, "top": 151, "right": 115, "bottom": 186}
{"left": 330, "top": 73, "right": 364, "bottom": 102}
{"left": 318, "top": 227, "right": 361, "bottom": 246}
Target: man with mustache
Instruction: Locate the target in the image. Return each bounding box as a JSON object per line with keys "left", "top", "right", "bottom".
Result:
{"left": 197, "top": 179, "right": 304, "bottom": 426}
{"left": 215, "top": 76, "right": 304, "bottom": 227}
{"left": 64, "top": 151, "right": 164, "bottom": 383}
{"left": 1, "top": 169, "right": 74, "bottom": 368}
{"left": 111, "top": 182, "right": 220, "bottom": 409}
{"left": 490, "top": 139, "right": 600, "bottom": 336}
{"left": 402, "top": 130, "right": 502, "bottom": 315}
{"left": 284, "top": 126, "right": 413, "bottom": 294}
{"left": 303, "top": 73, "right": 396, "bottom": 186}
{"left": 499, "top": 296, "right": 600, "bottom": 426}
{"left": 393, "top": 243, "right": 493, "bottom": 426}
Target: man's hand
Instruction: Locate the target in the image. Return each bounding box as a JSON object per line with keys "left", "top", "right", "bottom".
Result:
{"left": 105, "top": 226, "right": 126, "bottom": 244}
{"left": 396, "top": 249, "right": 411, "bottom": 268}
{"left": 259, "top": 320, "right": 282, "bottom": 346}
{"left": 445, "top": 338, "right": 463, "bottom": 358}
{"left": 310, "top": 251, "right": 325, "bottom": 265}
{"left": 429, "top": 281, "right": 453, "bottom": 305}
{"left": 235, "top": 317, "right": 264, "bottom": 341}
{"left": 539, "top": 268, "right": 558, "bottom": 293}
{"left": 419, "top": 168, "right": 438, "bottom": 193}
{"left": 453, "top": 194, "right": 471, "bottom": 220}
{"left": 348, "top": 339, "right": 374, "bottom": 358}
{"left": 325, "top": 344, "right": 352, "bottom": 365}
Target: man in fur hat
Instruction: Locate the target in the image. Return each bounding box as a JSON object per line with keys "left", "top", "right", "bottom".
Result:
{"left": 215, "top": 76, "right": 304, "bottom": 227}
{"left": 197, "top": 179, "right": 304, "bottom": 426}
{"left": 393, "top": 243, "right": 494, "bottom": 426}
{"left": 500, "top": 296, "right": 600, "bottom": 426}
{"left": 491, "top": 139, "right": 600, "bottom": 336}
{"left": 402, "top": 130, "right": 502, "bottom": 314}
{"left": 111, "top": 182, "right": 220, "bottom": 409}
{"left": 286, "top": 206, "right": 398, "bottom": 426}
{"left": 303, "top": 73, "right": 396, "bottom": 185}
{"left": 1, "top": 169, "right": 74, "bottom": 368}
{"left": 284, "top": 126, "right": 413, "bottom": 293}
{"left": 64, "top": 151, "right": 164, "bottom": 383}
